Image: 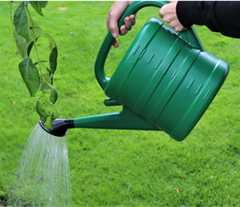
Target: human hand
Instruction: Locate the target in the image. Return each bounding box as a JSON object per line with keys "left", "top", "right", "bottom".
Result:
{"left": 106, "top": 1, "right": 136, "bottom": 48}
{"left": 159, "top": 1, "right": 186, "bottom": 32}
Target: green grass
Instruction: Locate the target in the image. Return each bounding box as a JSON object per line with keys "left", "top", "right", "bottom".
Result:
{"left": 1, "top": 1, "right": 240, "bottom": 206}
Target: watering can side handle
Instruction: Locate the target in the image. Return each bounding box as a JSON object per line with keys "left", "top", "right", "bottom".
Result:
{"left": 95, "top": 1, "right": 203, "bottom": 90}
{"left": 95, "top": 1, "right": 169, "bottom": 90}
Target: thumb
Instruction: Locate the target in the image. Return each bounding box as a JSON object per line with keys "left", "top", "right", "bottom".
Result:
{"left": 107, "top": 1, "right": 131, "bottom": 38}
{"left": 110, "top": 26, "right": 119, "bottom": 39}
{"left": 107, "top": 14, "right": 119, "bottom": 38}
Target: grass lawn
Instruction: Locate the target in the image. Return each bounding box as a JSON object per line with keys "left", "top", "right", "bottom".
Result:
{"left": 1, "top": 1, "right": 240, "bottom": 206}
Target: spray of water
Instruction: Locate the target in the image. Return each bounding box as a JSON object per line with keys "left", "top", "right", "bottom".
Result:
{"left": 9, "top": 124, "right": 72, "bottom": 206}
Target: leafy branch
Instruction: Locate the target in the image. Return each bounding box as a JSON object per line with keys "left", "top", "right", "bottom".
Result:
{"left": 10, "top": 1, "right": 60, "bottom": 129}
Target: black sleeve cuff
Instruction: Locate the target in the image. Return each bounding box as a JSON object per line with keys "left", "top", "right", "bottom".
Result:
{"left": 176, "top": 1, "right": 204, "bottom": 28}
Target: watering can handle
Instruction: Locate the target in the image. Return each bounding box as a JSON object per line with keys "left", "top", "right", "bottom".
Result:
{"left": 95, "top": 1, "right": 204, "bottom": 90}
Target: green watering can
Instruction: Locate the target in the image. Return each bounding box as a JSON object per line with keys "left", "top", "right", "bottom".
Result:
{"left": 40, "top": 1, "right": 229, "bottom": 141}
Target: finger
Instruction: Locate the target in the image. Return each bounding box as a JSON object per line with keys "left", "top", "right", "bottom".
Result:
{"left": 113, "top": 38, "right": 119, "bottom": 48}
{"left": 129, "top": 14, "right": 136, "bottom": 26}
{"left": 164, "top": 16, "right": 171, "bottom": 23}
{"left": 169, "top": 21, "right": 176, "bottom": 29}
{"left": 120, "top": 25, "right": 128, "bottom": 35}
{"left": 159, "top": 12, "right": 163, "bottom": 18}
{"left": 124, "top": 17, "right": 132, "bottom": 31}
{"left": 159, "top": 2, "right": 172, "bottom": 19}
{"left": 175, "top": 26, "right": 187, "bottom": 33}
{"left": 158, "top": 8, "right": 164, "bottom": 18}
{"left": 169, "top": 19, "right": 186, "bottom": 32}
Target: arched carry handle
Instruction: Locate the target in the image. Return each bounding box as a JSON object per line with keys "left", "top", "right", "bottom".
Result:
{"left": 95, "top": 1, "right": 204, "bottom": 90}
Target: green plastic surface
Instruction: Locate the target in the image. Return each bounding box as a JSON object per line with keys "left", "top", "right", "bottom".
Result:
{"left": 89, "top": 1, "right": 229, "bottom": 141}
{"left": 74, "top": 106, "right": 158, "bottom": 131}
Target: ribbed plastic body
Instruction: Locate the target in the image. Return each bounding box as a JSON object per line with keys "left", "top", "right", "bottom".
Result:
{"left": 104, "top": 18, "right": 229, "bottom": 141}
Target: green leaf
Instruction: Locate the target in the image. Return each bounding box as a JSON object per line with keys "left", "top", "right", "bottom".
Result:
{"left": 14, "top": 2, "right": 30, "bottom": 42}
{"left": 44, "top": 33, "right": 58, "bottom": 74}
{"left": 36, "top": 100, "right": 48, "bottom": 122}
{"left": 49, "top": 46, "right": 58, "bottom": 74}
{"left": 38, "top": 69, "right": 53, "bottom": 91}
{"left": 19, "top": 58, "right": 40, "bottom": 96}
{"left": 34, "top": 61, "right": 48, "bottom": 66}
{"left": 30, "top": 1, "right": 48, "bottom": 16}
{"left": 29, "top": 21, "right": 43, "bottom": 41}
{"left": 44, "top": 114, "right": 53, "bottom": 130}
{"left": 44, "top": 33, "right": 56, "bottom": 49}
{"left": 50, "top": 87, "right": 58, "bottom": 104}
{"left": 14, "top": 29, "right": 29, "bottom": 59}
{"left": 27, "top": 41, "right": 34, "bottom": 57}
{"left": 14, "top": 27, "right": 41, "bottom": 59}
{"left": 52, "top": 110, "right": 61, "bottom": 120}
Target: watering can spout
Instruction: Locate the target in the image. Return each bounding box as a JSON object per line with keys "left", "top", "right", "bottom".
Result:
{"left": 39, "top": 118, "right": 74, "bottom": 137}
{"left": 73, "top": 106, "right": 158, "bottom": 131}
{"left": 39, "top": 106, "right": 159, "bottom": 137}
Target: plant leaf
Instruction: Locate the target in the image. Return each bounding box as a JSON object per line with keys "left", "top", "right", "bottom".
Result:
{"left": 29, "top": 20, "right": 43, "bottom": 41}
{"left": 52, "top": 110, "right": 61, "bottom": 120}
{"left": 49, "top": 46, "right": 58, "bottom": 74}
{"left": 14, "top": 2, "right": 30, "bottom": 42}
{"left": 14, "top": 24, "right": 42, "bottom": 58}
{"left": 44, "top": 114, "right": 53, "bottom": 130}
{"left": 44, "top": 33, "right": 58, "bottom": 74}
{"left": 44, "top": 33, "right": 56, "bottom": 49}
{"left": 14, "top": 28, "right": 41, "bottom": 58}
{"left": 30, "top": 1, "right": 48, "bottom": 17}
{"left": 27, "top": 41, "right": 34, "bottom": 57}
{"left": 34, "top": 61, "right": 48, "bottom": 66}
{"left": 36, "top": 100, "right": 48, "bottom": 122}
{"left": 14, "top": 29, "right": 29, "bottom": 59}
{"left": 19, "top": 58, "right": 40, "bottom": 97}
{"left": 38, "top": 69, "right": 53, "bottom": 91}
{"left": 50, "top": 87, "right": 58, "bottom": 104}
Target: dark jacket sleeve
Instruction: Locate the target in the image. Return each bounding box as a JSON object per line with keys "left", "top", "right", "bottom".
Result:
{"left": 176, "top": 1, "right": 240, "bottom": 38}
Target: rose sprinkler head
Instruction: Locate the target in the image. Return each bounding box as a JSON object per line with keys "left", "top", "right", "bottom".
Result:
{"left": 39, "top": 118, "right": 74, "bottom": 137}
